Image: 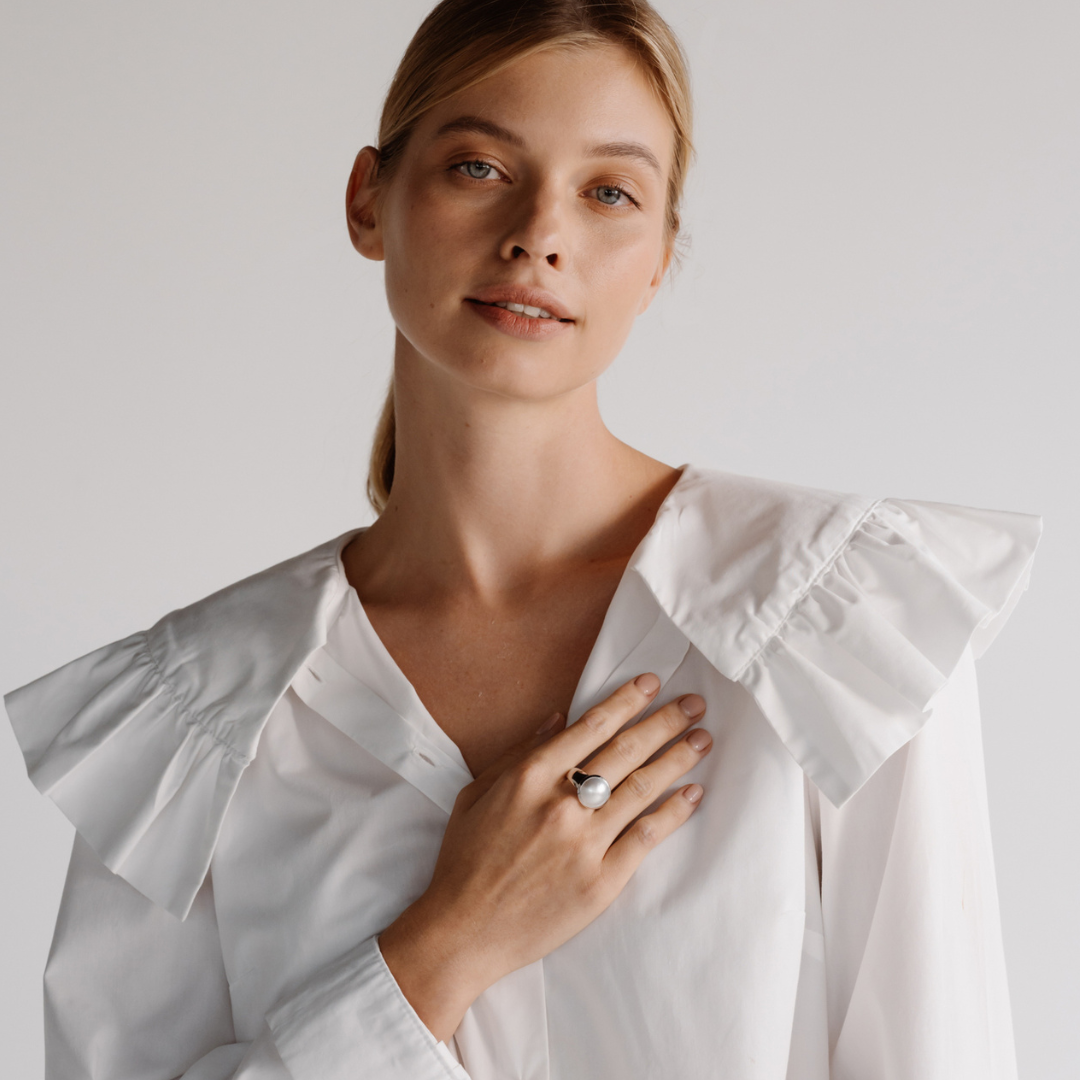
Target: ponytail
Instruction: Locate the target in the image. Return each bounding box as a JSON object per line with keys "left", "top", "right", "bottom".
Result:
{"left": 366, "top": 382, "right": 396, "bottom": 513}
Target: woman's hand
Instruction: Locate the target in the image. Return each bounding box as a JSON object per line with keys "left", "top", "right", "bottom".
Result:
{"left": 377, "top": 673, "right": 712, "bottom": 1042}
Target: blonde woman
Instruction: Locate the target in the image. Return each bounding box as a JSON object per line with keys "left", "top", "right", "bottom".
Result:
{"left": 5, "top": 1, "right": 1039, "bottom": 1077}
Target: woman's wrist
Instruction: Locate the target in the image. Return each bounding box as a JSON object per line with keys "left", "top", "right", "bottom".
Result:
{"left": 377, "top": 896, "right": 495, "bottom": 1043}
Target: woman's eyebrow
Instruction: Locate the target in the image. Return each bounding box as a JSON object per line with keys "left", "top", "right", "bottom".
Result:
{"left": 585, "top": 141, "right": 662, "bottom": 176}
{"left": 433, "top": 116, "right": 526, "bottom": 148}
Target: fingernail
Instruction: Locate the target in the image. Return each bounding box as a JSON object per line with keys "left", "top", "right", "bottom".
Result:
{"left": 683, "top": 784, "right": 703, "bottom": 804}
{"left": 635, "top": 673, "right": 660, "bottom": 695}
{"left": 679, "top": 694, "right": 706, "bottom": 719}
{"left": 686, "top": 728, "right": 712, "bottom": 752}
{"left": 535, "top": 712, "right": 562, "bottom": 735}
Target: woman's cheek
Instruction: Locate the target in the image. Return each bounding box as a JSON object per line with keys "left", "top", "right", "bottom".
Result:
{"left": 591, "top": 249, "right": 654, "bottom": 332}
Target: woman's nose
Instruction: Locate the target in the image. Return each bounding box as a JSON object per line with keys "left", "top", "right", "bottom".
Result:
{"left": 498, "top": 186, "right": 564, "bottom": 268}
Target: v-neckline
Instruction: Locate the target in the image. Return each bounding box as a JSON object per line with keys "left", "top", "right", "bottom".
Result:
{"left": 295, "top": 465, "right": 696, "bottom": 801}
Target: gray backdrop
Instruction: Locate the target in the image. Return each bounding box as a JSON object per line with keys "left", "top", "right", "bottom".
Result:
{"left": 2, "top": 1, "right": 1076, "bottom": 1076}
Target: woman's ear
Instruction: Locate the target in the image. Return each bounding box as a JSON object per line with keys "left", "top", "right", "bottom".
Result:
{"left": 637, "top": 242, "right": 674, "bottom": 314}
{"left": 346, "top": 146, "right": 384, "bottom": 260}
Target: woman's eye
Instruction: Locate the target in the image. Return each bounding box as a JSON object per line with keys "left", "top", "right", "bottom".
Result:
{"left": 458, "top": 160, "right": 495, "bottom": 180}
{"left": 595, "top": 185, "right": 629, "bottom": 206}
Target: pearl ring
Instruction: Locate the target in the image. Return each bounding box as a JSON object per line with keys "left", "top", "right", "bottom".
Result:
{"left": 567, "top": 768, "right": 612, "bottom": 809}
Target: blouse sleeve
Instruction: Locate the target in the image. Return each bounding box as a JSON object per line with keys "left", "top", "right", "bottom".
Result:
{"left": 815, "top": 646, "right": 1018, "bottom": 1079}
{"left": 6, "top": 568, "right": 470, "bottom": 1080}
{"left": 44, "top": 834, "right": 470, "bottom": 1080}
{"left": 44, "top": 832, "right": 247, "bottom": 1080}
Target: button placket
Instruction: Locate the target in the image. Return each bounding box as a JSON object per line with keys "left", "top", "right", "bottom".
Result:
{"left": 292, "top": 649, "right": 472, "bottom": 815}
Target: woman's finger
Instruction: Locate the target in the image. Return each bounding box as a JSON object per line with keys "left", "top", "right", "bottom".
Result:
{"left": 593, "top": 724, "right": 712, "bottom": 841}
{"left": 578, "top": 694, "right": 705, "bottom": 791}
{"left": 601, "top": 784, "right": 705, "bottom": 891}
{"left": 530, "top": 673, "right": 660, "bottom": 776}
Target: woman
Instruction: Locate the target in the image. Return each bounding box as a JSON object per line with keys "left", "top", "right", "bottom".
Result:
{"left": 4, "top": 1, "right": 1041, "bottom": 1077}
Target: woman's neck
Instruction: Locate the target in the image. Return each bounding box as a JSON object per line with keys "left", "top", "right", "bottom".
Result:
{"left": 350, "top": 345, "right": 680, "bottom": 604}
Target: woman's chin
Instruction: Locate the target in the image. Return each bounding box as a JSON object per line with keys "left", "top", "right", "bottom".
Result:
{"left": 439, "top": 352, "right": 601, "bottom": 404}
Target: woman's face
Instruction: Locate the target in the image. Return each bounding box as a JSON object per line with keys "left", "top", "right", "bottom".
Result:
{"left": 349, "top": 43, "right": 676, "bottom": 403}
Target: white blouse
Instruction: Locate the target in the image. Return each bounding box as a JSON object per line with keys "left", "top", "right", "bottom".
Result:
{"left": 5, "top": 465, "right": 1041, "bottom": 1080}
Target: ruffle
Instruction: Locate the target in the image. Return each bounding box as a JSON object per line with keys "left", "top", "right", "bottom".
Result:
{"left": 7, "top": 632, "right": 248, "bottom": 920}
{"left": 737, "top": 498, "right": 1042, "bottom": 807}
{"left": 4, "top": 534, "right": 355, "bottom": 919}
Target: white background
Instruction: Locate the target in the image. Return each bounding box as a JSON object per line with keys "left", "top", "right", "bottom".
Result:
{"left": 2, "top": 1, "right": 1076, "bottom": 1076}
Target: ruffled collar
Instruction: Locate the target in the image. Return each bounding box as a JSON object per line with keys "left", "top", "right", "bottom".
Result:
{"left": 4, "top": 465, "right": 1042, "bottom": 917}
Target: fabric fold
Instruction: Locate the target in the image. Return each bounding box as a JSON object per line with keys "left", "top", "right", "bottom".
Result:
{"left": 738, "top": 498, "right": 1042, "bottom": 808}
{"left": 7, "top": 631, "right": 249, "bottom": 921}
{"left": 265, "top": 934, "right": 469, "bottom": 1080}
{"left": 3, "top": 532, "right": 356, "bottom": 919}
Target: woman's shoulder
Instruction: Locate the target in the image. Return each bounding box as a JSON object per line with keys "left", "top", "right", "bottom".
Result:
{"left": 3, "top": 529, "right": 359, "bottom": 920}
{"left": 647, "top": 466, "right": 1042, "bottom": 649}
{"left": 639, "top": 464, "right": 1043, "bottom": 806}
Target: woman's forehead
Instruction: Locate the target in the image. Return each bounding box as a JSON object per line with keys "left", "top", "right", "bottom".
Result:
{"left": 417, "top": 44, "right": 674, "bottom": 168}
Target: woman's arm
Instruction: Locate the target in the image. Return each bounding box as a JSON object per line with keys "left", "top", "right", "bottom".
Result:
{"left": 371, "top": 677, "right": 713, "bottom": 1041}
{"left": 45, "top": 835, "right": 469, "bottom": 1080}
{"left": 817, "top": 647, "right": 1017, "bottom": 1079}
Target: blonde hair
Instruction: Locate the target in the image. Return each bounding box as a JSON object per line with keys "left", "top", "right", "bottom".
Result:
{"left": 366, "top": 0, "right": 694, "bottom": 513}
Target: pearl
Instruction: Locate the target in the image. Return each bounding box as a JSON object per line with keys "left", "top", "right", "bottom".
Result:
{"left": 577, "top": 775, "right": 611, "bottom": 809}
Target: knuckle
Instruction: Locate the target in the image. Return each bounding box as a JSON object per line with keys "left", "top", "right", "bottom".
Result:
{"left": 633, "top": 817, "right": 658, "bottom": 847}
{"left": 541, "top": 793, "right": 577, "bottom": 828}
{"left": 661, "top": 704, "right": 687, "bottom": 734}
{"left": 509, "top": 758, "right": 547, "bottom": 793}
{"left": 610, "top": 732, "right": 641, "bottom": 765}
{"left": 586, "top": 682, "right": 639, "bottom": 730}
{"left": 581, "top": 703, "right": 612, "bottom": 732}
{"left": 625, "top": 769, "right": 653, "bottom": 800}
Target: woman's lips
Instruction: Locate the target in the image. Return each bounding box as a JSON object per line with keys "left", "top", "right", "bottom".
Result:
{"left": 465, "top": 298, "right": 574, "bottom": 341}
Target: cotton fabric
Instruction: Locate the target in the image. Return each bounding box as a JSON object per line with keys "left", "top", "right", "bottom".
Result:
{"left": 5, "top": 465, "right": 1041, "bottom": 1079}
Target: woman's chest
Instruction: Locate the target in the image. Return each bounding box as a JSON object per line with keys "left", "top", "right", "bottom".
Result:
{"left": 358, "top": 574, "right": 626, "bottom": 778}
{"left": 209, "top": 658, "right": 812, "bottom": 1059}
